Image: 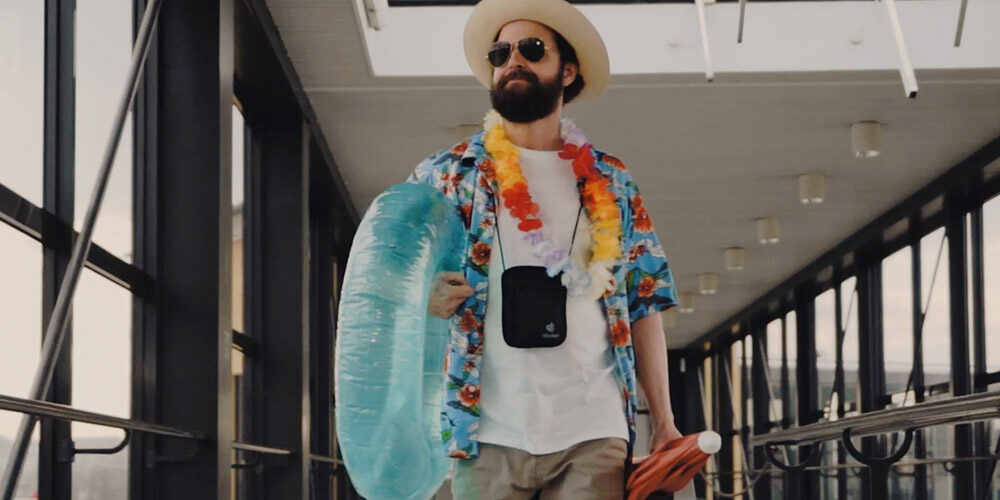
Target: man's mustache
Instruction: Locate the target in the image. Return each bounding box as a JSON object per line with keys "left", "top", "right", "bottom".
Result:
{"left": 498, "top": 69, "right": 540, "bottom": 88}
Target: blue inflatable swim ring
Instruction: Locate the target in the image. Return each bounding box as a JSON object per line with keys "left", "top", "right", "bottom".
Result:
{"left": 335, "top": 182, "right": 464, "bottom": 500}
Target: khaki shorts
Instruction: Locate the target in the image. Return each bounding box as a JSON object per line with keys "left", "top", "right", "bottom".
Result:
{"left": 451, "top": 438, "right": 628, "bottom": 500}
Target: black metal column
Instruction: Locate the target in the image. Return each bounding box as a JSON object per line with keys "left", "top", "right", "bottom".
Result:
{"left": 684, "top": 352, "right": 708, "bottom": 500}
{"left": 39, "top": 0, "right": 75, "bottom": 498}
{"left": 945, "top": 192, "right": 975, "bottom": 499}
{"left": 148, "top": 0, "right": 234, "bottom": 497}
{"left": 857, "top": 246, "right": 887, "bottom": 500}
{"left": 970, "top": 205, "right": 991, "bottom": 496}
{"left": 716, "top": 345, "right": 734, "bottom": 496}
{"left": 254, "top": 116, "right": 311, "bottom": 498}
{"left": 909, "top": 222, "right": 929, "bottom": 500}
{"left": 794, "top": 285, "right": 819, "bottom": 497}
{"left": 130, "top": 1, "right": 160, "bottom": 498}
{"left": 750, "top": 321, "right": 772, "bottom": 500}
{"left": 308, "top": 141, "right": 335, "bottom": 500}
{"left": 834, "top": 275, "right": 847, "bottom": 500}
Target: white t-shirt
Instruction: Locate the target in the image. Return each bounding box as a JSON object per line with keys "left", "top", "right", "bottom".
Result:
{"left": 477, "top": 145, "right": 628, "bottom": 455}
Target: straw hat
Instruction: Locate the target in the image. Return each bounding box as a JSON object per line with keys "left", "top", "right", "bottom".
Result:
{"left": 463, "top": 0, "right": 610, "bottom": 102}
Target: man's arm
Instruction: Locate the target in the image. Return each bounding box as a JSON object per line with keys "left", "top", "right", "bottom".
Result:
{"left": 632, "top": 311, "right": 683, "bottom": 452}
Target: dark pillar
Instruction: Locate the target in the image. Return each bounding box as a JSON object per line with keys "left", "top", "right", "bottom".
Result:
{"left": 750, "top": 320, "right": 772, "bottom": 500}
{"left": 945, "top": 192, "right": 975, "bottom": 499}
{"left": 910, "top": 223, "right": 929, "bottom": 500}
{"left": 309, "top": 142, "right": 336, "bottom": 499}
{"left": 857, "top": 246, "right": 887, "bottom": 500}
{"left": 717, "top": 344, "right": 734, "bottom": 496}
{"left": 256, "top": 117, "right": 311, "bottom": 498}
{"left": 40, "top": 0, "right": 75, "bottom": 497}
{"left": 795, "top": 285, "right": 819, "bottom": 497}
{"left": 148, "top": 0, "right": 234, "bottom": 497}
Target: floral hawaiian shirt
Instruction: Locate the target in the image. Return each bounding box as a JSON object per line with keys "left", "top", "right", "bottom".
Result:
{"left": 407, "top": 129, "right": 678, "bottom": 460}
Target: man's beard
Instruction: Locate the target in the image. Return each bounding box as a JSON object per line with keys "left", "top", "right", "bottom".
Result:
{"left": 489, "top": 68, "right": 563, "bottom": 124}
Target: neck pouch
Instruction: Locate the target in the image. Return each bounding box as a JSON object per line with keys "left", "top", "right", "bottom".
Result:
{"left": 493, "top": 196, "right": 583, "bottom": 349}
{"left": 500, "top": 266, "right": 567, "bottom": 348}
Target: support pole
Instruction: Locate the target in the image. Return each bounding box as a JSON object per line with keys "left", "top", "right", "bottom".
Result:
{"left": 954, "top": 0, "right": 969, "bottom": 47}
{"left": 882, "top": 0, "right": 919, "bottom": 98}
{"left": 694, "top": 0, "right": 715, "bottom": 82}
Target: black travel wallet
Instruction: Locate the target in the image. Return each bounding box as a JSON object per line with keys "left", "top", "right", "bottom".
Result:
{"left": 500, "top": 266, "right": 567, "bottom": 348}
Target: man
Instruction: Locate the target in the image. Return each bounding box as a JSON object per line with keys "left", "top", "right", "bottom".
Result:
{"left": 409, "top": 0, "right": 681, "bottom": 497}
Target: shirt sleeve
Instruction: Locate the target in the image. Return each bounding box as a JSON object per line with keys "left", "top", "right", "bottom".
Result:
{"left": 623, "top": 181, "right": 678, "bottom": 324}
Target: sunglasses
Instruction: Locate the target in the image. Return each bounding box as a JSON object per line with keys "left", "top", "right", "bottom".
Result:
{"left": 487, "top": 37, "right": 553, "bottom": 67}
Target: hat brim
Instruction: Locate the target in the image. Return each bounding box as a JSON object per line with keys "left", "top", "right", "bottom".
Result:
{"left": 463, "top": 0, "right": 610, "bottom": 103}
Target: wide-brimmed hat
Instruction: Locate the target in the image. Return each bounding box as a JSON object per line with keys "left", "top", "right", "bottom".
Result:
{"left": 463, "top": 0, "right": 610, "bottom": 102}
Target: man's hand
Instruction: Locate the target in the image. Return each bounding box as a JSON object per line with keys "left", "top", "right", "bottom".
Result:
{"left": 428, "top": 272, "right": 474, "bottom": 319}
{"left": 650, "top": 418, "right": 684, "bottom": 453}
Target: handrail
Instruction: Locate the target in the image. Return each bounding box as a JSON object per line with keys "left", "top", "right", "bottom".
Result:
{"left": 0, "top": 393, "right": 203, "bottom": 441}
{"left": 0, "top": 0, "right": 164, "bottom": 497}
{"left": 310, "top": 454, "right": 343, "bottom": 466}
{"left": 751, "top": 390, "right": 1000, "bottom": 447}
{"left": 232, "top": 442, "right": 294, "bottom": 456}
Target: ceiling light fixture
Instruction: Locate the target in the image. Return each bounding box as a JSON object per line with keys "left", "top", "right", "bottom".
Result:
{"left": 724, "top": 247, "right": 747, "bottom": 271}
{"left": 851, "top": 121, "right": 883, "bottom": 158}
{"left": 662, "top": 308, "right": 678, "bottom": 328}
{"left": 698, "top": 273, "right": 718, "bottom": 295}
{"left": 678, "top": 292, "right": 696, "bottom": 314}
{"left": 799, "top": 173, "right": 826, "bottom": 204}
{"left": 756, "top": 217, "right": 780, "bottom": 245}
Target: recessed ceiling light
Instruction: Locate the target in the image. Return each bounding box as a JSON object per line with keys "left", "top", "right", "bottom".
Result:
{"left": 724, "top": 247, "right": 747, "bottom": 271}
{"left": 698, "top": 273, "right": 718, "bottom": 295}
{"left": 799, "top": 173, "right": 826, "bottom": 204}
{"left": 851, "top": 121, "right": 883, "bottom": 158}
{"left": 678, "top": 292, "right": 696, "bottom": 314}
{"left": 756, "top": 217, "right": 780, "bottom": 245}
{"left": 662, "top": 308, "right": 678, "bottom": 328}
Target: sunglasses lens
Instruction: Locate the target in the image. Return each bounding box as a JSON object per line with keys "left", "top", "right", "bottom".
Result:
{"left": 487, "top": 42, "right": 511, "bottom": 67}
{"left": 518, "top": 38, "right": 546, "bottom": 62}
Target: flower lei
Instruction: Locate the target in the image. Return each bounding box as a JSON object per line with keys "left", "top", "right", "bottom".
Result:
{"left": 482, "top": 110, "right": 621, "bottom": 300}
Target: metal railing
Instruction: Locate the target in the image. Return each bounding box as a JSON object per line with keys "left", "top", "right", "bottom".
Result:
{"left": 750, "top": 391, "right": 1000, "bottom": 447}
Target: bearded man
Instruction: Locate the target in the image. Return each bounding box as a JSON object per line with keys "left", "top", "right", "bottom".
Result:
{"left": 408, "top": 0, "right": 682, "bottom": 497}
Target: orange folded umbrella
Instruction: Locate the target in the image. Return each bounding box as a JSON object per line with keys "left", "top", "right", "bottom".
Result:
{"left": 626, "top": 431, "right": 722, "bottom": 500}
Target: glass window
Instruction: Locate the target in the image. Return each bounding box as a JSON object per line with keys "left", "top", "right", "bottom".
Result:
{"left": 785, "top": 311, "right": 797, "bottom": 425}
{"left": 740, "top": 338, "right": 752, "bottom": 429}
{"left": 881, "top": 246, "right": 914, "bottom": 401}
{"left": 72, "top": 270, "right": 132, "bottom": 499}
{"left": 232, "top": 105, "right": 246, "bottom": 333}
{"left": 0, "top": 223, "right": 42, "bottom": 497}
{"left": 0, "top": 0, "right": 44, "bottom": 206}
{"left": 814, "top": 288, "right": 836, "bottom": 418}
{"left": 75, "top": 0, "right": 134, "bottom": 262}
{"left": 729, "top": 341, "right": 746, "bottom": 497}
{"left": 840, "top": 277, "right": 860, "bottom": 413}
{"left": 982, "top": 196, "right": 1000, "bottom": 373}
{"left": 765, "top": 319, "right": 782, "bottom": 424}
{"left": 920, "top": 228, "right": 950, "bottom": 388}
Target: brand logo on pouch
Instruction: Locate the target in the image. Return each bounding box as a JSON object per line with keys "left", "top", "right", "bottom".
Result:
{"left": 541, "top": 322, "right": 558, "bottom": 339}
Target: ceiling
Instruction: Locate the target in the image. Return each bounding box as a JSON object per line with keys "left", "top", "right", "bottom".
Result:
{"left": 264, "top": 0, "right": 1000, "bottom": 348}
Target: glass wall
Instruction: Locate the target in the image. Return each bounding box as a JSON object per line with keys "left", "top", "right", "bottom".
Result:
{"left": 75, "top": 0, "right": 134, "bottom": 262}
{"left": 0, "top": 0, "right": 43, "bottom": 206}
{"left": 0, "top": 224, "right": 42, "bottom": 498}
